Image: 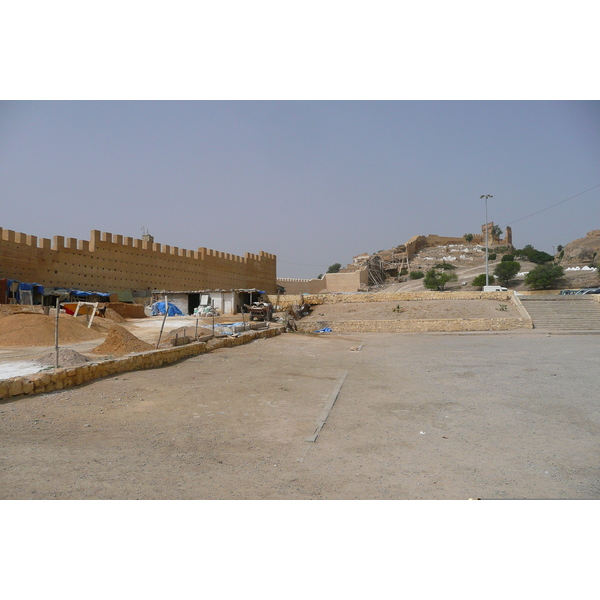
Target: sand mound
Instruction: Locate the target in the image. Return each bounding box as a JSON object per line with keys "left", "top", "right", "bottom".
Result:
{"left": 91, "top": 325, "right": 154, "bottom": 356}
{"left": 104, "top": 308, "right": 127, "bottom": 323}
{"left": 0, "top": 313, "right": 104, "bottom": 347}
{"left": 36, "top": 348, "right": 91, "bottom": 367}
{"left": 159, "top": 325, "right": 214, "bottom": 346}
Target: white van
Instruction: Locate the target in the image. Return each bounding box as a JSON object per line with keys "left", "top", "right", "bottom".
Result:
{"left": 483, "top": 285, "right": 508, "bottom": 292}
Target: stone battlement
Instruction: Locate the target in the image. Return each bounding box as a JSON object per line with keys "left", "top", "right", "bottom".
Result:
{"left": 0, "top": 227, "right": 277, "bottom": 293}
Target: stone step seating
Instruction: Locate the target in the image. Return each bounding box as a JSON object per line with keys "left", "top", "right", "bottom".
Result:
{"left": 520, "top": 295, "right": 600, "bottom": 330}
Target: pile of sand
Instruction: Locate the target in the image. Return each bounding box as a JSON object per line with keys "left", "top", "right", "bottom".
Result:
{"left": 0, "top": 313, "right": 104, "bottom": 347}
{"left": 91, "top": 325, "right": 154, "bottom": 356}
{"left": 159, "top": 325, "right": 214, "bottom": 347}
{"left": 104, "top": 308, "right": 127, "bottom": 323}
{"left": 35, "top": 348, "right": 91, "bottom": 367}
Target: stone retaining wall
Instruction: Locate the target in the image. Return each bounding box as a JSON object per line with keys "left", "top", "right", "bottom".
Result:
{"left": 271, "top": 291, "right": 533, "bottom": 332}
{"left": 268, "top": 290, "right": 516, "bottom": 307}
{"left": 297, "top": 317, "right": 530, "bottom": 333}
{"left": 0, "top": 325, "right": 283, "bottom": 401}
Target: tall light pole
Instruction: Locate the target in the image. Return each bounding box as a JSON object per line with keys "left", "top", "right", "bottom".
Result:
{"left": 480, "top": 195, "right": 493, "bottom": 286}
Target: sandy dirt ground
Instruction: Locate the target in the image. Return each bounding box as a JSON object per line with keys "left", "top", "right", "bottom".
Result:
{"left": 302, "top": 299, "right": 520, "bottom": 322}
{"left": 1, "top": 328, "right": 599, "bottom": 500}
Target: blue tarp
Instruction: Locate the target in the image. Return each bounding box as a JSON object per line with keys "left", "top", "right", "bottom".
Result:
{"left": 4, "top": 280, "right": 45, "bottom": 302}
{"left": 69, "top": 289, "right": 111, "bottom": 299}
{"left": 151, "top": 301, "right": 184, "bottom": 316}
{"left": 313, "top": 327, "right": 332, "bottom": 333}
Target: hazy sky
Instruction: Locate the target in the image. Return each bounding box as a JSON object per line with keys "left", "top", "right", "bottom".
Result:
{"left": 1, "top": 101, "right": 598, "bottom": 279}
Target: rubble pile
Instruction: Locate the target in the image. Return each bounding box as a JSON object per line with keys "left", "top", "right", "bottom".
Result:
{"left": 35, "top": 348, "right": 90, "bottom": 367}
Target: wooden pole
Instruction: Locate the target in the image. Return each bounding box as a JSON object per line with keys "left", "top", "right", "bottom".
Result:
{"left": 156, "top": 295, "right": 169, "bottom": 349}
{"left": 88, "top": 302, "right": 98, "bottom": 328}
{"left": 211, "top": 299, "right": 215, "bottom": 337}
{"left": 54, "top": 297, "right": 60, "bottom": 369}
{"left": 241, "top": 303, "right": 247, "bottom": 330}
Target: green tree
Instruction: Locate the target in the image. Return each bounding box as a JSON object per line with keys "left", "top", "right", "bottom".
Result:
{"left": 556, "top": 244, "right": 564, "bottom": 253}
{"left": 423, "top": 268, "right": 458, "bottom": 291}
{"left": 515, "top": 245, "right": 554, "bottom": 264}
{"left": 409, "top": 270, "right": 425, "bottom": 279}
{"left": 494, "top": 260, "right": 521, "bottom": 286}
{"left": 501, "top": 254, "right": 515, "bottom": 262}
{"left": 326, "top": 263, "right": 341, "bottom": 274}
{"left": 463, "top": 233, "right": 474, "bottom": 245}
{"left": 491, "top": 225, "right": 503, "bottom": 243}
{"left": 471, "top": 273, "right": 495, "bottom": 288}
{"left": 524, "top": 264, "right": 565, "bottom": 289}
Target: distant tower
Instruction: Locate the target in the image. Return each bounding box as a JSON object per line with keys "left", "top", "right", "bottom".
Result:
{"left": 141, "top": 227, "right": 154, "bottom": 244}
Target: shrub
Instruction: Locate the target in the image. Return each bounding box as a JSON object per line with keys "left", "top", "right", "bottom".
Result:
{"left": 488, "top": 253, "right": 497, "bottom": 261}
{"left": 515, "top": 245, "right": 554, "bottom": 264}
{"left": 434, "top": 263, "right": 456, "bottom": 270}
{"left": 524, "top": 264, "right": 565, "bottom": 289}
{"left": 423, "top": 269, "right": 458, "bottom": 291}
{"left": 472, "top": 273, "right": 495, "bottom": 288}
{"left": 501, "top": 254, "right": 515, "bottom": 262}
{"left": 409, "top": 270, "right": 425, "bottom": 279}
{"left": 494, "top": 260, "right": 521, "bottom": 286}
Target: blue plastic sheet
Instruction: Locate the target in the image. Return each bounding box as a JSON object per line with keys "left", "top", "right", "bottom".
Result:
{"left": 313, "top": 327, "right": 332, "bottom": 333}
{"left": 151, "top": 301, "right": 183, "bottom": 316}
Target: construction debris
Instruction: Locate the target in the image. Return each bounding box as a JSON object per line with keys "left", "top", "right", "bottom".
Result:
{"left": 36, "top": 348, "right": 90, "bottom": 367}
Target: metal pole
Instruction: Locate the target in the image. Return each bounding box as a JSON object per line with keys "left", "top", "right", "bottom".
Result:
{"left": 480, "top": 195, "right": 493, "bottom": 287}
{"left": 156, "top": 295, "right": 169, "bottom": 349}
{"left": 485, "top": 197, "right": 489, "bottom": 287}
{"left": 241, "top": 302, "right": 247, "bottom": 331}
{"left": 55, "top": 297, "right": 60, "bottom": 369}
{"left": 211, "top": 299, "right": 215, "bottom": 338}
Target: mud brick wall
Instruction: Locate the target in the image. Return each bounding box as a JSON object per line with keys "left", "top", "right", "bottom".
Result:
{"left": 106, "top": 303, "right": 147, "bottom": 319}
{"left": 278, "top": 269, "right": 368, "bottom": 295}
{"left": 0, "top": 228, "right": 277, "bottom": 293}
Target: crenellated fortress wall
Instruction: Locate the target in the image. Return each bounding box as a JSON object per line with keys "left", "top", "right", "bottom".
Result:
{"left": 0, "top": 228, "right": 277, "bottom": 293}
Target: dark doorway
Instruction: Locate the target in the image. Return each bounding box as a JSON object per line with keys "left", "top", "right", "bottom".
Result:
{"left": 188, "top": 293, "right": 200, "bottom": 315}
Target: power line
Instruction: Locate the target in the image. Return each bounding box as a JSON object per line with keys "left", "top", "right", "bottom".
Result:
{"left": 506, "top": 183, "right": 600, "bottom": 226}
{"left": 277, "top": 260, "right": 329, "bottom": 267}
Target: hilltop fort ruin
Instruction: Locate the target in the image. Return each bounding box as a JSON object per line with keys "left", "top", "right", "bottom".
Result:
{"left": 278, "top": 224, "right": 512, "bottom": 294}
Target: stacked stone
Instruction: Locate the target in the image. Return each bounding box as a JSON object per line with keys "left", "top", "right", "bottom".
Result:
{"left": 0, "top": 325, "right": 283, "bottom": 400}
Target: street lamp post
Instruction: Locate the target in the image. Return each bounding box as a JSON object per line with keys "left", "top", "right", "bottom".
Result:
{"left": 480, "top": 195, "right": 493, "bottom": 287}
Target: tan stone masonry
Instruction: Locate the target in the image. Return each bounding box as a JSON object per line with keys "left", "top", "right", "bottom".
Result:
{"left": 0, "top": 325, "right": 283, "bottom": 401}
{"left": 267, "top": 291, "right": 533, "bottom": 333}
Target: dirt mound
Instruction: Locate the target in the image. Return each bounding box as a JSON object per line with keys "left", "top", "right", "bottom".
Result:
{"left": 91, "top": 325, "right": 154, "bottom": 356}
{"left": 159, "top": 325, "right": 214, "bottom": 346}
{"left": 0, "top": 313, "right": 104, "bottom": 347}
{"left": 104, "top": 308, "right": 127, "bottom": 323}
{"left": 36, "top": 348, "right": 91, "bottom": 367}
